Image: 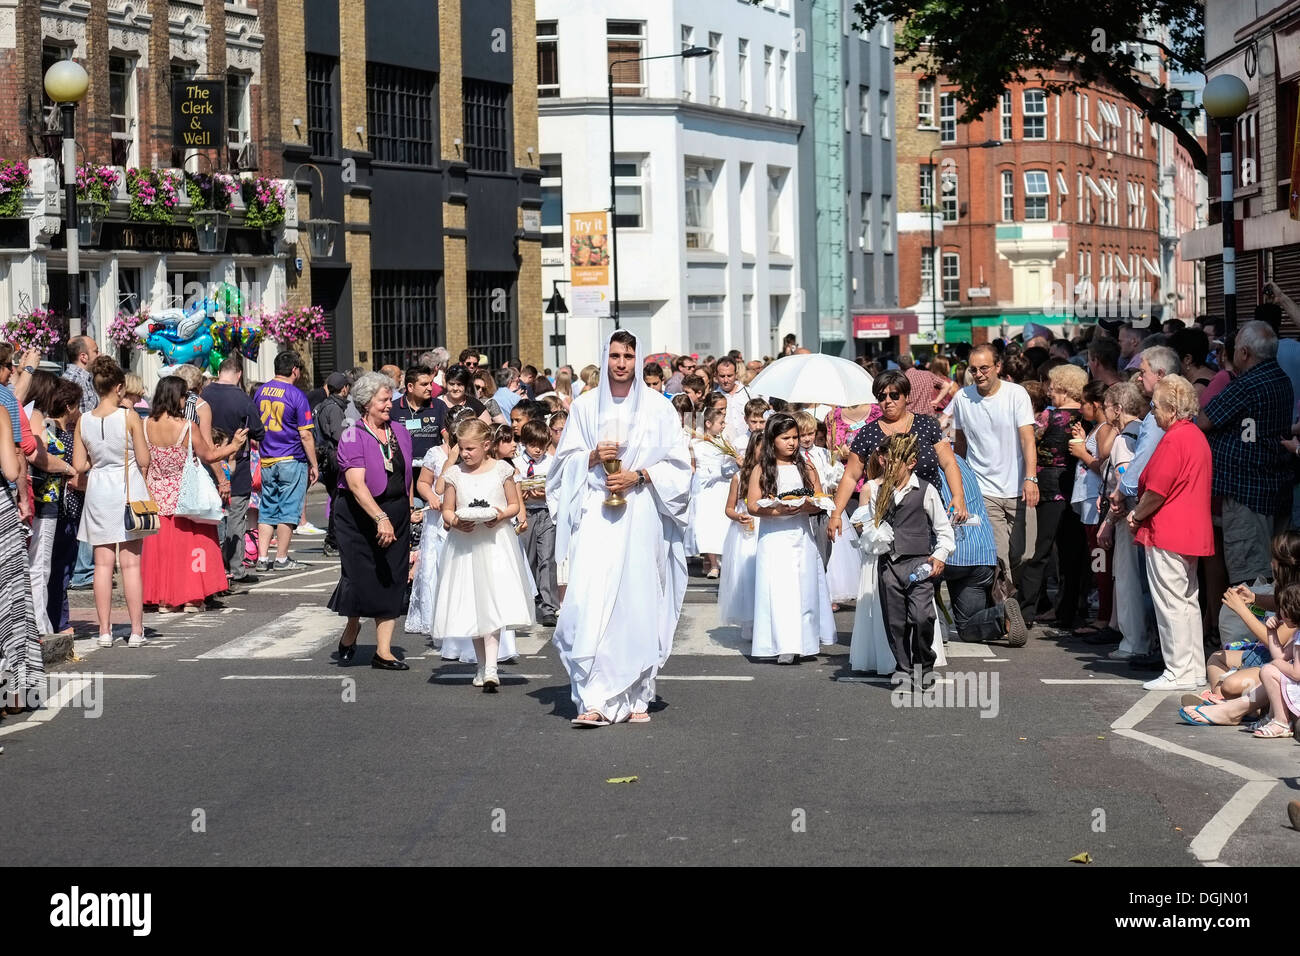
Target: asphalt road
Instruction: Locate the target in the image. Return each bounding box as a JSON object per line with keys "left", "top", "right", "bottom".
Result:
{"left": 5, "top": 491, "right": 1299, "bottom": 867}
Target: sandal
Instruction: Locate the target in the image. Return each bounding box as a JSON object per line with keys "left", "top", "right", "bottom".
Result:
{"left": 1252, "top": 719, "right": 1293, "bottom": 739}
{"left": 571, "top": 710, "right": 610, "bottom": 728}
{"left": 627, "top": 711, "right": 651, "bottom": 724}
{"left": 1178, "top": 705, "right": 1230, "bottom": 726}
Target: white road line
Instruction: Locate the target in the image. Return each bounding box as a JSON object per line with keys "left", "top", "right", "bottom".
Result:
{"left": 1189, "top": 780, "right": 1278, "bottom": 863}
{"left": 177, "top": 659, "right": 202, "bottom": 662}
{"left": 26, "top": 677, "right": 92, "bottom": 725}
{"left": 944, "top": 641, "right": 993, "bottom": 657}
{"left": 221, "top": 675, "right": 346, "bottom": 680}
{"left": 1111, "top": 690, "right": 1166, "bottom": 731}
{"left": 1040, "top": 678, "right": 1146, "bottom": 685}
{"left": 1110, "top": 729, "right": 1274, "bottom": 783}
{"left": 0, "top": 719, "right": 42, "bottom": 738}
{"left": 434, "top": 674, "right": 552, "bottom": 681}
{"left": 199, "top": 606, "right": 341, "bottom": 659}
{"left": 657, "top": 675, "right": 755, "bottom": 682}
{"left": 835, "top": 676, "right": 956, "bottom": 685}
{"left": 245, "top": 567, "right": 329, "bottom": 591}
{"left": 983, "top": 658, "right": 1010, "bottom": 663}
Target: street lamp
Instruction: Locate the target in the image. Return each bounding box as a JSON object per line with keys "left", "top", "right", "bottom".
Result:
{"left": 928, "top": 138, "right": 1000, "bottom": 347}
{"left": 43, "top": 58, "right": 90, "bottom": 340}
{"left": 544, "top": 278, "right": 570, "bottom": 370}
{"left": 608, "top": 45, "right": 711, "bottom": 330}
{"left": 184, "top": 152, "right": 229, "bottom": 255}
{"left": 291, "top": 163, "right": 339, "bottom": 260}
{"left": 1202, "top": 73, "right": 1249, "bottom": 341}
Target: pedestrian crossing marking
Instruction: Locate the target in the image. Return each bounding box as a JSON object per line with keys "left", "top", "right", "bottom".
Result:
{"left": 199, "top": 606, "right": 341, "bottom": 659}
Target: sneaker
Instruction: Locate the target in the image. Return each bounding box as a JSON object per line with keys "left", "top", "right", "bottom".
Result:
{"left": 297, "top": 521, "right": 325, "bottom": 536}
{"left": 273, "top": 557, "right": 307, "bottom": 571}
{"left": 539, "top": 611, "right": 558, "bottom": 627}
{"left": 255, "top": 557, "right": 273, "bottom": 573}
{"left": 1107, "top": 648, "right": 1136, "bottom": 661}
{"left": 1142, "top": 674, "right": 1200, "bottom": 692}
{"left": 1003, "top": 600, "right": 1028, "bottom": 648}
{"left": 127, "top": 634, "right": 147, "bottom": 648}
{"left": 322, "top": 543, "right": 340, "bottom": 558}
{"left": 472, "top": 666, "right": 484, "bottom": 688}
{"left": 97, "top": 634, "right": 114, "bottom": 648}
{"left": 1288, "top": 801, "right": 1300, "bottom": 832}
{"left": 776, "top": 653, "right": 796, "bottom": 665}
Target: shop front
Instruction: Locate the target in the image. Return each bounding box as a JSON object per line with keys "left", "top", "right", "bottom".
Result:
{"left": 852, "top": 311, "right": 918, "bottom": 359}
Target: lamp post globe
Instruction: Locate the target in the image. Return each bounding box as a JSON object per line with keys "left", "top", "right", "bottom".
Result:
{"left": 1202, "top": 74, "right": 1248, "bottom": 120}
{"left": 43, "top": 59, "right": 89, "bottom": 103}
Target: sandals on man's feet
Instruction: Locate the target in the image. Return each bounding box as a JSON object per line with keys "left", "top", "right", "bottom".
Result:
{"left": 571, "top": 711, "right": 610, "bottom": 728}
{"left": 627, "top": 711, "right": 651, "bottom": 724}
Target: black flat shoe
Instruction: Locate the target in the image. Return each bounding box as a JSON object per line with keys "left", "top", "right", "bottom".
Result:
{"left": 338, "top": 639, "right": 356, "bottom": 663}
{"left": 371, "top": 655, "right": 409, "bottom": 671}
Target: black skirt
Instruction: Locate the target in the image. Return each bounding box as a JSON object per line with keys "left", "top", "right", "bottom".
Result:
{"left": 328, "top": 445, "right": 410, "bottom": 619}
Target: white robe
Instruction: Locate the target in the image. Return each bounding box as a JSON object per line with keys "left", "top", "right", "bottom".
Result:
{"left": 547, "top": 335, "right": 693, "bottom": 722}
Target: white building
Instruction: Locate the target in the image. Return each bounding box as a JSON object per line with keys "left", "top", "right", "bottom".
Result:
{"left": 537, "top": 0, "right": 804, "bottom": 365}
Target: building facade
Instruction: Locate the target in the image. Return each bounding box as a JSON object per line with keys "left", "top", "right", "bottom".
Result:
{"left": 1181, "top": 0, "right": 1300, "bottom": 335}
{"left": 1, "top": 0, "right": 293, "bottom": 385}
{"left": 279, "top": 0, "right": 543, "bottom": 378}
{"left": 893, "top": 46, "right": 939, "bottom": 357}
{"left": 537, "top": 0, "right": 803, "bottom": 366}
{"left": 795, "top": 0, "right": 905, "bottom": 358}
{"left": 936, "top": 69, "right": 1166, "bottom": 344}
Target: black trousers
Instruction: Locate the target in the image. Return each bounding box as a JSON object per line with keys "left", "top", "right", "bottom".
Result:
{"left": 878, "top": 553, "right": 937, "bottom": 675}
{"left": 943, "top": 563, "right": 1007, "bottom": 641}
{"left": 1016, "top": 500, "right": 1085, "bottom": 625}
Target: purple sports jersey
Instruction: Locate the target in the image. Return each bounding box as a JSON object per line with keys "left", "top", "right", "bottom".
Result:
{"left": 254, "top": 380, "right": 313, "bottom": 463}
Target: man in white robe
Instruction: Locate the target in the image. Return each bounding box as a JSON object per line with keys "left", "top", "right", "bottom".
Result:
{"left": 547, "top": 330, "right": 693, "bottom": 726}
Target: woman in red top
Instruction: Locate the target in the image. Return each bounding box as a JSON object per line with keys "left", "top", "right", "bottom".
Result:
{"left": 1126, "top": 375, "right": 1214, "bottom": 691}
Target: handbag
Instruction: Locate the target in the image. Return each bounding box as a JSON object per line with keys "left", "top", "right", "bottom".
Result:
{"left": 175, "top": 423, "right": 225, "bottom": 524}
{"left": 121, "top": 416, "right": 160, "bottom": 534}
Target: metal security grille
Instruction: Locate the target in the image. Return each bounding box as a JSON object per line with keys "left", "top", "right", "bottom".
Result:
{"left": 462, "top": 80, "right": 510, "bottom": 172}
{"left": 371, "top": 270, "right": 443, "bottom": 370}
{"left": 467, "top": 272, "right": 517, "bottom": 367}
{"left": 307, "top": 55, "right": 336, "bottom": 158}
{"left": 366, "top": 63, "right": 437, "bottom": 166}
{"left": 312, "top": 308, "right": 337, "bottom": 384}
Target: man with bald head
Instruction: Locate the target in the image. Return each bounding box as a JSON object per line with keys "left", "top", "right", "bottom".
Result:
{"left": 62, "top": 335, "right": 100, "bottom": 413}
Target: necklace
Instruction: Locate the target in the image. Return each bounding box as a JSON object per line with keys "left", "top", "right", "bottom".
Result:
{"left": 361, "top": 420, "right": 394, "bottom": 472}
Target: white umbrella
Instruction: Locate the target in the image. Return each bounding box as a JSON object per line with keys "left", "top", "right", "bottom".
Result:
{"left": 747, "top": 352, "right": 875, "bottom": 406}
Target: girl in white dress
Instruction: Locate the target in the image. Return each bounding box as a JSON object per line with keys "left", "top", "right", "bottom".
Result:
{"left": 433, "top": 418, "right": 535, "bottom": 690}
{"left": 746, "top": 413, "right": 836, "bottom": 663}
{"left": 689, "top": 407, "right": 740, "bottom": 578}
{"left": 718, "top": 431, "right": 762, "bottom": 640}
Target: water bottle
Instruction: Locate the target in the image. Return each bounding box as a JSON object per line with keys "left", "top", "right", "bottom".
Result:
{"left": 908, "top": 562, "right": 933, "bottom": 584}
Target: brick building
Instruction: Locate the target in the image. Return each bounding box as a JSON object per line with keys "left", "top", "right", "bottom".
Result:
{"left": 936, "top": 69, "right": 1166, "bottom": 345}
{"left": 279, "top": 0, "right": 543, "bottom": 379}
{"left": 893, "top": 51, "right": 940, "bottom": 358}
{"left": 0, "top": 0, "right": 294, "bottom": 385}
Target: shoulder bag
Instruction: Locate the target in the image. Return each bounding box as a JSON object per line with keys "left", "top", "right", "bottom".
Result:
{"left": 123, "top": 414, "right": 160, "bottom": 533}
{"left": 175, "top": 422, "right": 226, "bottom": 524}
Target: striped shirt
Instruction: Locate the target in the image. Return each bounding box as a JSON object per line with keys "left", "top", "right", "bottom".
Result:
{"left": 937, "top": 455, "right": 997, "bottom": 568}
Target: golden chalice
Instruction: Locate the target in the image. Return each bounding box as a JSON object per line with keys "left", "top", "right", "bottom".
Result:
{"left": 603, "top": 458, "right": 626, "bottom": 507}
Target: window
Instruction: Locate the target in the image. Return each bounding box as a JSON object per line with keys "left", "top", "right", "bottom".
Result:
{"left": 366, "top": 63, "right": 436, "bottom": 166}
{"left": 920, "top": 247, "right": 934, "bottom": 298}
{"left": 1237, "top": 111, "right": 1258, "bottom": 187}
{"left": 1077, "top": 171, "right": 1084, "bottom": 221}
{"left": 467, "top": 272, "right": 517, "bottom": 368}
{"left": 880, "top": 195, "right": 893, "bottom": 253}
{"left": 681, "top": 25, "right": 695, "bottom": 100}
{"left": 942, "top": 252, "right": 960, "bottom": 303}
{"left": 767, "top": 168, "right": 785, "bottom": 252}
{"left": 763, "top": 46, "right": 774, "bottom": 114}
{"left": 109, "top": 55, "right": 138, "bottom": 167}
{"left": 537, "top": 21, "right": 559, "bottom": 97}
{"left": 878, "top": 88, "right": 891, "bottom": 139}
{"left": 1000, "top": 90, "right": 1012, "bottom": 141}
{"left": 776, "top": 50, "right": 788, "bottom": 117}
{"left": 708, "top": 32, "right": 722, "bottom": 104}
{"left": 613, "top": 156, "right": 646, "bottom": 228}
{"left": 942, "top": 169, "right": 958, "bottom": 223}
{"left": 1001, "top": 170, "right": 1014, "bottom": 221}
{"left": 737, "top": 39, "right": 750, "bottom": 109}
{"left": 684, "top": 160, "right": 717, "bottom": 249}
{"left": 227, "top": 70, "right": 251, "bottom": 168}
{"left": 1023, "top": 89, "right": 1046, "bottom": 140}
{"left": 1024, "top": 170, "right": 1049, "bottom": 220}
{"left": 608, "top": 21, "right": 647, "bottom": 96}
{"left": 540, "top": 159, "right": 563, "bottom": 255}
{"left": 371, "top": 271, "right": 443, "bottom": 370}
{"left": 939, "top": 92, "right": 955, "bottom": 143}
{"left": 462, "top": 79, "right": 510, "bottom": 172}
{"left": 306, "top": 55, "right": 337, "bottom": 157}
{"left": 859, "top": 193, "right": 872, "bottom": 252}
{"left": 919, "top": 164, "right": 934, "bottom": 209}
{"left": 918, "top": 78, "right": 935, "bottom": 127}
{"left": 688, "top": 295, "right": 725, "bottom": 355}
{"left": 859, "top": 85, "right": 870, "bottom": 134}
{"left": 1056, "top": 169, "right": 1068, "bottom": 219}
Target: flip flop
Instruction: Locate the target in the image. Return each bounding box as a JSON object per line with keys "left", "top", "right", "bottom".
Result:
{"left": 627, "top": 711, "right": 651, "bottom": 724}
{"left": 1177, "top": 705, "right": 1226, "bottom": 726}
{"left": 571, "top": 711, "right": 610, "bottom": 728}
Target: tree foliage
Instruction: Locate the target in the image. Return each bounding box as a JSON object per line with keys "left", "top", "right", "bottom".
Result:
{"left": 851, "top": 0, "right": 1207, "bottom": 171}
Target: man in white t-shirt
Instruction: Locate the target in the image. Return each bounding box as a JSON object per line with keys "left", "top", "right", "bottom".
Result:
{"left": 950, "top": 343, "right": 1039, "bottom": 578}
{"left": 714, "top": 357, "right": 753, "bottom": 447}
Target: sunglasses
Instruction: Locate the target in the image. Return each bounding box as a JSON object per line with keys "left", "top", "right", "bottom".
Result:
{"left": 878, "top": 390, "right": 904, "bottom": 400}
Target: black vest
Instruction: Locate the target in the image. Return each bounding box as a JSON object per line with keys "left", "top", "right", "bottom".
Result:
{"left": 886, "top": 484, "right": 934, "bottom": 556}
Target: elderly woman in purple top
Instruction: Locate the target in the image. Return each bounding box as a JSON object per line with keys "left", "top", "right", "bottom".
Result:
{"left": 330, "top": 371, "right": 420, "bottom": 670}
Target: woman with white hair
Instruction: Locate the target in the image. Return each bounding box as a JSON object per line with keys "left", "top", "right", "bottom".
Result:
{"left": 331, "top": 371, "right": 418, "bottom": 670}
{"left": 1125, "top": 374, "right": 1214, "bottom": 692}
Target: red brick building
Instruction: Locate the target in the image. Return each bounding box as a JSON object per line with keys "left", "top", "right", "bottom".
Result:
{"left": 936, "top": 68, "right": 1165, "bottom": 344}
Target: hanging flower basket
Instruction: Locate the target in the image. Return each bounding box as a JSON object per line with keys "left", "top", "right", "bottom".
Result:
{"left": 126, "top": 168, "right": 179, "bottom": 223}
{"left": 76, "top": 164, "right": 120, "bottom": 206}
{"left": 241, "top": 176, "right": 288, "bottom": 229}
{"left": 3, "top": 308, "right": 61, "bottom": 353}
{"left": 0, "top": 159, "right": 31, "bottom": 218}
{"left": 259, "top": 305, "right": 330, "bottom": 346}
{"left": 185, "top": 171, "right": 238, "bottom": 223}
{"left": 108, "top": 308, "right": 147, "bottom": 350}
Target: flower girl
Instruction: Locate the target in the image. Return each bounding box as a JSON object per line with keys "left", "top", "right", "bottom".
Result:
{"left": 689, "top": 407, "right": 740, "bottom": 578}
{"left": 432, "top": 418, "right": 535, "bottom": 691}
{"left": 718, "top": 432, "right": 762, "bottom": 641}
{"left": 746, "top": 413, "right": 836, "bottom": 664}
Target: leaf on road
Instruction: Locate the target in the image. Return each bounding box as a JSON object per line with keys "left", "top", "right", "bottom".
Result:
{"left": 606, "top": 775, "right": 638, "bottom": 784}
{"left": 1068, "top": 852, "right": 1093, "bottom": 864}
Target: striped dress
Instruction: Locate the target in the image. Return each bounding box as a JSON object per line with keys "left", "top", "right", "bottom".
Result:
{"left": 0, "top": 485, "right": 42, "bottom": 704}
